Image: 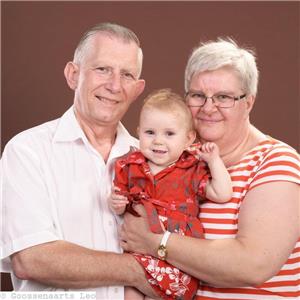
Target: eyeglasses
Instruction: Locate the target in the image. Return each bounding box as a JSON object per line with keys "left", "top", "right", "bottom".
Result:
{"left": 185, "top": 91, "right": 247, "bottom": 108}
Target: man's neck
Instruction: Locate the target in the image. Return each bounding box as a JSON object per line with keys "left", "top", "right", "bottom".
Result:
{"left": 75, "top": 112, "right": 118, "bottom": 162}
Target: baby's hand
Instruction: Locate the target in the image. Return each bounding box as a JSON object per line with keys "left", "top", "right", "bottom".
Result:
{"left": 198, "top": 142, "right": 220, "bottom": 163}
{"left": 108, "top": 185, "right": 129, "bottom": 215}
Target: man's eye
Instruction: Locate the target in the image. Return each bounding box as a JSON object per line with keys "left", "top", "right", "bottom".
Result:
{"left": 96, "top": 67, "right": 109, "bottom": 73}
{"left": 122, "top": 72, "right": 135, "bottom": 80}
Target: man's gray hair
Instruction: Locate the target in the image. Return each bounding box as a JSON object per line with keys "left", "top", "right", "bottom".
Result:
{"left": 185, "top": 38, "right": 259, "bottom": 96}
{"left": 73, "top": 22, "right": 143, "bottom": 78}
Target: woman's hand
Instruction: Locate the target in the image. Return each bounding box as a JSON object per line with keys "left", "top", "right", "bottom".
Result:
{"left": 120, "top": 204, "right": 162, "bottom": 257}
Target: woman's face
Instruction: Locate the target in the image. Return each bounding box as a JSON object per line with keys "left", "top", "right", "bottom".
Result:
{"left": 187, "top": 67, "right": 254, "bottom": 149}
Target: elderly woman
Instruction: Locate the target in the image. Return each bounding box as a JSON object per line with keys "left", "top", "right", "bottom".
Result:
{"left": 121, "top": 39, "right": 300, "bottom": 299}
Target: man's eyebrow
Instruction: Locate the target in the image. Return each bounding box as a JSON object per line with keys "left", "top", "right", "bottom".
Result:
{"left": 121, "top": 67, "right": 137, "bottom": 74}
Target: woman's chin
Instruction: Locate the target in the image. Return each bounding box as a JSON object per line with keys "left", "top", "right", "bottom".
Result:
{"left": 198, "top": 130, "right": 222, "bottom": 143}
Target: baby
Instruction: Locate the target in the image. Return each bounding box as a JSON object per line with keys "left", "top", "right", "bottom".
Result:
{"left": 109, "top": 89, "right": 232, "bottom": 300}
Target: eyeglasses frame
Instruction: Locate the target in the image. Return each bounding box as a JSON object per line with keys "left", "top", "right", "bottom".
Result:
{"left": 185, "top": 92, "right": 247, "bottom": 108}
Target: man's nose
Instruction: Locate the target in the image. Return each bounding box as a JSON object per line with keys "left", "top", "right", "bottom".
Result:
{"left": 106, "top": 72, "right": 122, "bottom": 93}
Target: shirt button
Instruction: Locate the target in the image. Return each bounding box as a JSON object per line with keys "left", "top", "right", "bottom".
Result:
{"left": 114, "top": 287, "right": 118, "bottom": 293}
{"left": 108, "top": 220, "right": 113, "bottom": 226}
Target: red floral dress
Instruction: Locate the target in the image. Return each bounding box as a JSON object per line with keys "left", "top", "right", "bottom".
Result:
{"left": 114, "top": 148, "right": 209, "bottom": 300}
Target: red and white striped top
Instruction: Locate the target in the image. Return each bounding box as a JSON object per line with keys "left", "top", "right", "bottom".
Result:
{"left": 197, "top": 138, "right": 300, "bottom": 299}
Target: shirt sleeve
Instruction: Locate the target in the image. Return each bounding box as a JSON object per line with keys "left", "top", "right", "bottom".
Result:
{"left": 249, "top": 144, "right": 300, "bottom": 190}
{"left": 196, "top": 163, "right": 210, "bottom": 199}
{"left": 1, "top": 138, "right": 60, "bottom": 270}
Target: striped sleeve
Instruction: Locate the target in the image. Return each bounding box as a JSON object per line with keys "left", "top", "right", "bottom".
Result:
{"left": 197, "top": 139, "right": 300, "bottom": 299}
{"left": 249, "top": 142, "right": 300, "bottom": 189}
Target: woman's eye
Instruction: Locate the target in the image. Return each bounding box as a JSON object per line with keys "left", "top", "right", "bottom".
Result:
{"left": 216, "top": 94, "right": 232, "bottom": 100}
{"left": 191, "top": 93, "right": 206, "bottom": 99}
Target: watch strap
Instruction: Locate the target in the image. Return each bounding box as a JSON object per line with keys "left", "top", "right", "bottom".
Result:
{"left": 160, "top": 231, "right": 171, "bottom": 247}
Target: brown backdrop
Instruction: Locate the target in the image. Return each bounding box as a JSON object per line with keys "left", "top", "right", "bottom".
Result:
{"left": 1, "top": 1, "right": 299, "bottom": 291}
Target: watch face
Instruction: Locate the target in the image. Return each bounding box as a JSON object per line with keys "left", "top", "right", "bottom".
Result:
{"left": 158, "top": 246, "right": 167, "bottom": 260}
{"left": 158, "top": 249, "right": 165, "bottom": 256}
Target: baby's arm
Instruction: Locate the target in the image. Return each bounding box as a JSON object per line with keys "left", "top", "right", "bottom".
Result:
{"left": 199, "top": 142, "right": 232, "bottom": 203}
{"left": 108, "top": 185, "right": 129, "bottom": 215}
{"left": 111, "top": 158, "right": 131, "bottom": 215}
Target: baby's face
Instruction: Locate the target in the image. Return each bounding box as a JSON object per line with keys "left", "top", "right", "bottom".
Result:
{"left": 138, "top": 108, "right": 195, "bottom": 170}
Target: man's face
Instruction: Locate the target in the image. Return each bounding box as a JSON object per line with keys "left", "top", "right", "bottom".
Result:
{"left": 66, "top": 33, "right": 145, "bottom": 128}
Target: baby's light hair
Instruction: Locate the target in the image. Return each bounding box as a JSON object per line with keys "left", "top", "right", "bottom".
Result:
{"left": 141, "top": 89, "right": 194, "bottom": 132}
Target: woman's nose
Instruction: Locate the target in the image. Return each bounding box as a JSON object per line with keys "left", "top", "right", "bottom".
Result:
{"left": 201, "top": 97, "right": 218, "bottom": 113}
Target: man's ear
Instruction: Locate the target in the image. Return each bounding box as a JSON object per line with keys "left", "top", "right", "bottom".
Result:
{"left": 132, "top": 79, "right": 145, "bottom": 102}
{"left": 64, "top": 62, "right": 79, "bottom": 90}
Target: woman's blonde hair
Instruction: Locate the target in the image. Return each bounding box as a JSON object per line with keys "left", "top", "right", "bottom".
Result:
{"left": 185, "top": 38, "right": 259, "bottom": 96}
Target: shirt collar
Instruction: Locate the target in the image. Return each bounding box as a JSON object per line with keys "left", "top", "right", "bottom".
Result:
{"left": 53, "top": 106, "right": 138, "bottom": 158}
{"left": 123, "top": 149, "right": 201, "bottom": 169}
{"left": 53, "top": 106, "right": 85, "bottom": 142}
{"left": 109, "top": 123, "right": 139, "bottom": 159}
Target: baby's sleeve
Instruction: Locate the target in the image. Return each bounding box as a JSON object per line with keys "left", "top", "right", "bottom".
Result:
{"left": 114, "top": 159, "right": 129, "bottom": 193}
{"left": 196, "top": 163, "right": 210, "bottom": 200}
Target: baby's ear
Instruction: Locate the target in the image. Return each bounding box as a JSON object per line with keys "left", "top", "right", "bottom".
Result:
{"left": 187, "top": 130, "right": 196, "bottom": 146}
{"left": 136, "top": 126, "right": 140, "bottom": 138}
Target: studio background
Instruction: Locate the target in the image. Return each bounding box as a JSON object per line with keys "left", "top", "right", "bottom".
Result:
{"left": 1, "top": 0, "right": 299, "bottom": 291}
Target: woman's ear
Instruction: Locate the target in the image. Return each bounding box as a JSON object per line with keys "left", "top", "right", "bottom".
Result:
{"left": 246, "top": 95, "right": 255, "bottom": 114}
{"left": 64, "top": 62, "right": 80, "bottom": 90}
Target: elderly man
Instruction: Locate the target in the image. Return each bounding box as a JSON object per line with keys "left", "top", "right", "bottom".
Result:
{"left": 1, "top": 23, "right": 156, "bottom": 299}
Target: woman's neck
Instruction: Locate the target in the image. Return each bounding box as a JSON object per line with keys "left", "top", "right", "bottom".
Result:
{"left": 213, "top": 125, "right": 266, "bottom": 167}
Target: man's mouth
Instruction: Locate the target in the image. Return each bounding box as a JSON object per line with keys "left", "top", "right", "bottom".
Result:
{"left": 95, "top": 96, "right": 119, "bottom": 104}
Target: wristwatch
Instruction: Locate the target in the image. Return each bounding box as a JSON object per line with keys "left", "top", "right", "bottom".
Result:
{"left": 157, "top": 231, "right": 171, "bottom": 260}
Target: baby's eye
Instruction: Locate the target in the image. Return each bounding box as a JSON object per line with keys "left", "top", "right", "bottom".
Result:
{"left": 145, "top": 130, "right": 154, "bottom": 135}
{"left": 166, "top": 131, "right": 175, "bottom": 136}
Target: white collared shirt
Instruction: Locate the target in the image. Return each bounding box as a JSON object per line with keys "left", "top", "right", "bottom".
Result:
{"left": 0, "top": 106, "right": 138, "bottom": 298}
